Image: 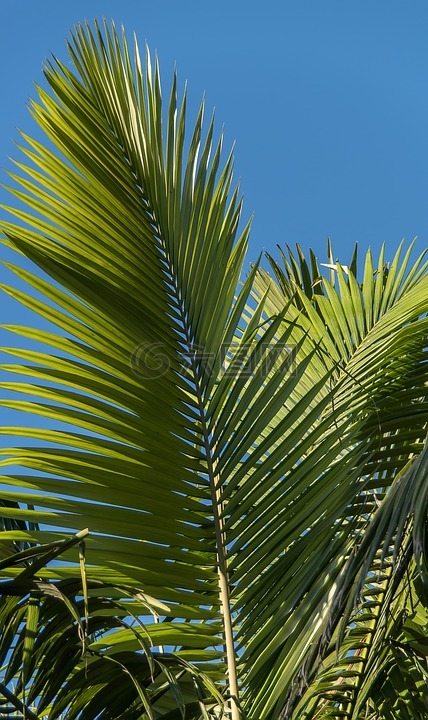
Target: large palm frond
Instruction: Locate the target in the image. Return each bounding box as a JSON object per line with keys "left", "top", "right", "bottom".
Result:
{"left": 0, "top": 21, "right": 427, "bottom": 720}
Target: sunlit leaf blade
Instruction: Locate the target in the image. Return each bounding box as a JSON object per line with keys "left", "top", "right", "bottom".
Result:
{"left": 0, "top": 20, "right": 427, "bottom": 720}
{"left": 254, "top": 245, "right": 428, "bottom": 719}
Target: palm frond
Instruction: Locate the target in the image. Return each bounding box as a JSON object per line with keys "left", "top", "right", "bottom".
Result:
{"left": 0, "top": 22, "right": 427, "bottom": 720}
{"left": 0, "top": 532, "right": 223, "bottom": 719}
{"left": 252, "top": 245, "right": 428, "bottom": 718}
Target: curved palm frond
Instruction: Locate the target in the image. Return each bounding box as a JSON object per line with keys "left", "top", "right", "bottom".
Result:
{"left": 290, "top": 449, "right": 428, "bottom": 720}
{"left": 0, "top": 21, "right": 427, "bottom": 720}
{"left": 0, "top": 532, "right": 222, "bottom": 719}
{"left": 250, "top": 245, "right": 428, "bottom": 718}
{"left": 0, "top": 19, "right": 255, "bottom": 717}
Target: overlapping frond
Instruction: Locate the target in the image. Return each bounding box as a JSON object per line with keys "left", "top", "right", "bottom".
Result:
{"left": 0, "top": 21, "right": 427, "bottom": 720}
{"left": 0, "top": 533, "right": 223, "bottom": 719}
{"left": 245, "top": 245, "right": 428, "bottom": 718}
{"left": 291, "top": 445, "right": 428, "bottom": 720}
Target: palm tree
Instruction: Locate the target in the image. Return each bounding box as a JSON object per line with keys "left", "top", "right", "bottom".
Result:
{"left": 0, "top": 20, "right": 427, "bottom": 720}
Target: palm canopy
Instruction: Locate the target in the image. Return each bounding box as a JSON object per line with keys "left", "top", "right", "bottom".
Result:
{"left": 0, "top": 20, "right": 427, "bottom": 720}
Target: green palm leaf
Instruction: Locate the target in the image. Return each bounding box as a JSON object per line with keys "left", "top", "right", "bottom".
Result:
{"left": 1, "top": 20, "right": 427, "bottom": 720}
{"left": 252, "top": 246, "right": 428, "bottom": 719}
{"left": 0, "top": 532, "right": 222, "bottom": 719}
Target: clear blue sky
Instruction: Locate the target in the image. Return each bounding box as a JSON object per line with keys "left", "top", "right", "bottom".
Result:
{"left": 1, "top": 0, "right": 428, "bottom": 267}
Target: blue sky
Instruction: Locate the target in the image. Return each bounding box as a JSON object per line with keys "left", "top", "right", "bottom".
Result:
{"left": 1, "top": 0, "right": 428, "bottom": 268}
